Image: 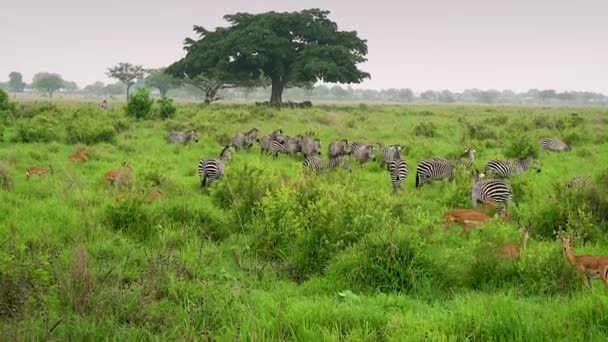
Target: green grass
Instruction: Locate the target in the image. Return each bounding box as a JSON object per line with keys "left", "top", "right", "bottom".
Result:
{"left": 1, "top": 102, "right": 608, "bottom": 340}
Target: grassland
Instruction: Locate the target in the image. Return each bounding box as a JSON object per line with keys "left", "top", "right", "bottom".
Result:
{"left": 2, "top": 101, "right": 608, "bottom": 340}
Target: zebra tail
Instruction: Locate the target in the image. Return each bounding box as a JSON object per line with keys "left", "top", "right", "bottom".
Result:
{"left": 415, "top": 172, "right": 420, "bottom": 188}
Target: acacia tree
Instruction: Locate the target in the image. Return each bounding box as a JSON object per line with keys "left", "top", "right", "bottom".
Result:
{"left": 32, "top": 72, "right": 64, "bottom": 98}
{"left": 106, "top": 63, "right": 146, "bottom": 101}
{"left": 145, "top": 68, "right": 181, "bottom": 97}
{"left": 8, "top": 72, "right": 25, "bottom": 93}
{"left": 168, "top": 9, "right": 369, "bottom": 107}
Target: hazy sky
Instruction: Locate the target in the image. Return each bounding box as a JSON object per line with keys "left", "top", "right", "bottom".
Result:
{"left": 2, "top": 0, "right": 607, "bottom": 93}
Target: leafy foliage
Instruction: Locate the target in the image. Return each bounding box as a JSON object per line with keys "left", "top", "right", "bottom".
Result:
{"left": 32, "top": 72, "right": 64, "bottom": 98}
{"left": 156, "top": 96, "right": 177, "bottom": 119}
{"left": 126, "top": 88, "right": 154, "bottom": 119}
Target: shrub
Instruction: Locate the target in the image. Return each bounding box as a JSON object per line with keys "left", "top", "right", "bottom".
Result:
{"left": 126, "top": 88, "right": 154, "bottom": 119}
{"left": 502, "top": 134, "right": 538, "bottom": 158}
{"left": 65, "top": 118, "right": 116, "bottom": 144}
{"left": 0, "top": 89, "right": 14, "bottom": 114}
{"left": 14, "top": 113, "right": 63, "bottom": 142}
{"left": 413, "top": 122, "right": 437, "bottom": 137}
{"left": 156, "top": 96, "right": 177, "bottom": 119}
{"left": 14, "top": 102, "right": 59, "bottom": 119}
{"left": 0, "top": 162, "right": 13, "bottom": 191}
{"left": 105, "top": 199, "right": 156, "bottom": 241}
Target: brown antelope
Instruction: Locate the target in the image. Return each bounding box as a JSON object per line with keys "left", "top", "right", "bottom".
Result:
{"left": 104, "top": 162, "right": 133, "bottom": 187}
{"left": 562, "top": 236, "right": 608, "bottom": 288}
{"left": 144, "top": 188, "right": 163, "bottom": 203}
{"left": 444, "top": 208, "right": 510, "bottom": 236}
{"left": 69, "top": 148, "right": 88, "bottom": 162}
{"left": 497, "top": 221, "right": 530, "bottom": 260}
{"left": 26, "top": 165, "right": 53, "bottom": 180}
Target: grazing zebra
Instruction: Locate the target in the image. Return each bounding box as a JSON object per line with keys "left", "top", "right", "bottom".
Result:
{"left": 541, "top": 138, "right": 571, "bottom": 152}
{"left": 166, "top": 129, "right": 199, "bottom": 144}
{"left": 328, "top": 139, "right": 351, "bottom": 159}
{"left": 269, "top": 137, "right": 301, "bottom": 158}
{"left": 303, "top": 156, "right": 346, "bottom": 173}
{"left": 472, "top": 172, "right": 513, "bottom": 208}
{"left": 389, "top": 159, "right": 409, "bottom": 191}
{"left": 484, "top": 156, "right": 540, "bottom": 178}
{"left": 381, "top": 144, "right": 403, "bottom": 170}
{"left": 231, "top": 132, "right": 254, "bottom": 150}
{"left": 415, "top": 159, "right": 454, "bottom": 188}
{"left": 352, "top": 144, "right": 376, "bottom": 164}
{"left": 245, "top": 128, "right": 259, "bottom": 141}
{"left": 566, "top": 176, "right": 590, "bottom": 189}
{"left": 301, "top": 136, "right": 322, "bottom": 157}
{"left": 197, "top": 146, "right": 233, "bottom": 189}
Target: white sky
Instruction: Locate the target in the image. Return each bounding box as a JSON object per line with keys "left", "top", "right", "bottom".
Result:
{"left": 1, "top": 0, "right": 607, "bottom": 93}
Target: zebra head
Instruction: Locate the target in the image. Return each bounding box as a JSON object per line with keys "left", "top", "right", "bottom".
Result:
{"left": 187, "top": 129, "right": 199, "bottom": 143}
{"left": 367, "top": 145, "right": 377, "bottom": 161}
{"left": 463, "top": 147, "right": 476, "bottom": 161}
{"left": 220, "top": 145, "right": 233, "bottom": 162}
{"left": 314, "top": 139, "right": 322, "bottom": 155}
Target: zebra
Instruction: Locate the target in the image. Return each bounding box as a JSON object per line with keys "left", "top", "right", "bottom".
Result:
{"left": 166, "top": 129, "right": 199, "bottom": 144}
{"left": 231, "top": 128, "right": 259, "bottom": 150}
{"left": 100, "top": 99, "right": 108, "bottom": 110}
{"left": 389, "top": 159, "right": 409, "bottom": 191}
{"left": 472, "top": 172, "right": 513, "bottom": 208}
{"left": 380, "top": 144, "right": 403, "bottom": 170}
{"left": 270, "top": 129, "right": 286, "bottom": 143}
{"left": 541, "top": 138, "right": 571, "bottom": 152}
{"left": 566, "top": 175, "right": 590, "bottom": 189}
{"left": 451, "top": 147, "right": 476, "bottom": 168}
{"left": 415, "top": 159, "right": 454, "bottom": 188}
{"left": 352, "top": 144, "right": 376, "bottom": 165}
{"left": 301, "top": 136, "right": 322, "bottom": 158}
{"left": 484, "top": 156, "right": 540, "bottom": 178}
{"left": 197, "top": 145, "right": 233, "bottom": 189}
{"left": 348, "top": 141, "right": 368, "bottom": 154}
{"left": 303, "top": 156, "right": 347, "bottom": 174}
{"left": 269, "top": 137, "right": 301, "bottom": 158}
{"left": 328, "top": 139, "right": 351, "bottom": 159}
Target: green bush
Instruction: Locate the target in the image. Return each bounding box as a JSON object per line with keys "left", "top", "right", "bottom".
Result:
{"left": 14, "top": 102, "right": 59, "bottom": 119}
{"left": 413, "top": 122, "right": 437, "bottom": 137}
{"left": 502, "top": 134, "right": 538, "bottom": 158}
{"left": 65, "top": 110, "right": 117, "bottom": 144}
{"left": 126, "top": 88, "right": 154, "bottom": 119}
{"left": 156, "top": 96, "right": 177, "bottom": 119}
{"left": 0, "top": 162, "right": 13, "bottom": 191}
{"left": 14, "top": 113, "right": 63, "bottom": 142}
{"left": 105, "top": 199, "right": 156, "bottom": 241}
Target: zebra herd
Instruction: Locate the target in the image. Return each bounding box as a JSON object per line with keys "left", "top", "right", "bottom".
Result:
{"left": 165, "top": 128, "right": 573, "bottom": 207}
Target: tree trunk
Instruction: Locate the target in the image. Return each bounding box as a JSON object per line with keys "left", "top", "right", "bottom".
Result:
{"left": 160, "top": 88, "right": 168, "bottom": 97}
{"left": 270, "top": 77, "right": 285, "bottom": 108}
{"left": 126, "top": 84, "right": 132, "bottom": 102}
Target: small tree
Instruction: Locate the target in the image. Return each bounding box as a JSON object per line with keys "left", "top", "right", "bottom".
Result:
{"left": 185, "top": 75, "right": 232, "bottom": 104}
{"left": 106, "top": 63, "right": 146, "bottom": 101}
{"left": 63, "top": 80, "right": 79, "bottom": 92}
{"left": 146, "top": 68, "right": 181, "bottom": 97}
{"left": 32, "top": 72, "right": 64, "bottom": 98}
{"left": 156, "top": 96, "right": 177, "bottom": 119}
{"left": 8, "top": 72, "right": 25, "bottom": 93}
{"left": 126, "top": 88, "right": 153, "bottom": 119}
{"left": 83, "top": 82, "right": 106, "bottom": 96}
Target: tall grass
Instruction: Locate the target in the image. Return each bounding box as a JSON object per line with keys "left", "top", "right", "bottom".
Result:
{"left": 1, "top": 101, "right": 608, "bottom": 339}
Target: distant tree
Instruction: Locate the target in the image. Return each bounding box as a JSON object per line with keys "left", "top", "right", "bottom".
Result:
{"left": 168, "top": 9, "right": 369, "bottom": 107}
{"left": 396, "top": 89, "right": 414, "bottom": 102}
{"left": 539, "top": 89, "right": 557, "bottom": 102}
{"left": 146, "top": 68, "right": 181, "bottom": 97}
{"left": 331, "top": 85, "right": 349, "bottom": 100}
{"left": 32, "top": 72, "right": 64, "bottom": 98}
{"left": 8, "top": 72, "right": 25, "bottom": 93}
{"left": 184, "top": 75, "right": 232, "bottom": 104}
{"left": 105, "top": 82, "right": 127, "bottom": 96}
{"left": 84, "top": 82, "right": 106, "bottom": 96}
{"left": 476, "top": 89, "right": 500, "bottom": 103}
{"left": 106, "top": 63, "right": 146, "bottom": 101}
{"left": 420, "top": 90, "right": 439, "bottom": 102}
{"left": 62, "top": 80, "right": 79, "bottom": 92}
{"left": 439, "top": 90, "right": 455, "bottom": 103}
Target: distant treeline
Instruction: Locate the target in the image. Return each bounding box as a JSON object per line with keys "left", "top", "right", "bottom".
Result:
{"left": 1, "top": 80, "right": 606, "bottom": 105}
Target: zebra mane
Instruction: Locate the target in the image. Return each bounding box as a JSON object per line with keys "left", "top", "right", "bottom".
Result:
{"left": 219, "top": 145, "right": 232, "bottom": 160}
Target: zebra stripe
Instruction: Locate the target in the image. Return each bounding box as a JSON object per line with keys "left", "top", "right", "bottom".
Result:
{"left": 389, "top": 159, "right": 409, "bottom": 191}
{"left": 415, "top": 159, "right": 454, "bottom": 188}
{"left": 353, "top": 145, "right": 376, "bottom": 164}
{"left": 472, "top": 177, "right": 513, "bottom": 208}
{"left": 541, "top": 138, "right": 570, "bottom": 152}
{"left": 303, "top": 156, "right": 346, "bottom": 173}
{"left": 328, "top": 139, "right": 351, "bottom": 158}
{"left": 269, "top": 138, "right": 301, "bottom": 158}
{"left": 381, "top": 144, "right": 403, "bottom": 170}
{"left": 167, "top": 129, "right": 198, "bottom": 144}
{"left": 485, "top": 156, "right": 538, "bottom": 178}
{"left": 197, "top": 146, "right": 232, "bottom": 188}
{"left": 566, "top": 175, "right": 590, "bottom": 189}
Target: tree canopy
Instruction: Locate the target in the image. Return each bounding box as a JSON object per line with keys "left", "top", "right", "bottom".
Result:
{"left": 167, "top": 8, "right": 369, "bottom": 106}
{"left": 8, "top": 72, "right": 26, "bottom": 92}
{"left": 145, "top": 68, "right": 181, "bottom": 97}
{"left": 106, "top": 63, "right": 146, "bottom": 101}
{"left": 32, "top": 72, "right": 64, "bottom": 98}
